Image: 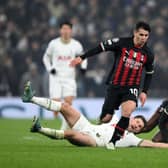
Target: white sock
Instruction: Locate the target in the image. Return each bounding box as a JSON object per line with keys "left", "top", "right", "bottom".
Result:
{"left": 31, "top": 97, "right": 62, "bottom": 112}
{"left": 39, "top": 127, "right": 64, "bottom": 139}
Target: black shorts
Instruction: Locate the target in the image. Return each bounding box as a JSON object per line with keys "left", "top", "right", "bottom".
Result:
{"left": 101, "top": 85, "right": 139, "bottom": 116}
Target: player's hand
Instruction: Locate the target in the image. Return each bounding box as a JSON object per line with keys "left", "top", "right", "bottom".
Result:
{"left": 50, "top": 68, "right": 56, "bottom": 75}
{"left": 139, "top": 92, "right": 147, "bottom": 107}
{"left": 70, "top": 57, "right": 83, "bottom": 67}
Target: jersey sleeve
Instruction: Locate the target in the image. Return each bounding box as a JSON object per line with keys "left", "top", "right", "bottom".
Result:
{"left": 145, "top": 50, "right": 154, "bottom": 74}
{"left": 75, "top": 41, "right": 84, "bottom": 56}
{"left": 42, "top": 40, "right": 54, "bottom": 72}
{"left": 116, "top": 132, "right": 143, "bottom": 147}
{"left": 142, "top": 50, "right": 154, "bottom": 93}
{"left": 100, "top": 37, "right": 121, "bottom": 51}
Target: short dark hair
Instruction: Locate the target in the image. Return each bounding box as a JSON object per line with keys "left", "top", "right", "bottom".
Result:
{"left": 135, "top": 21, "right": 151, "bottom": 33}
{"left": 59, "top": 21, "right": 73, "bottom": 28}
{"left": 134, "top": 115, "right": 147, "bottom": 129}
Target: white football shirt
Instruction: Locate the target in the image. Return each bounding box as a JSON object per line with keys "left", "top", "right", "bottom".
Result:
{"left": 43, "top": 37, "right": 87, "bottom": 79}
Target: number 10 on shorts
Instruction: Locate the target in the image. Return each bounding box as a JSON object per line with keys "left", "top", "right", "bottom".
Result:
{"left": 129, "top": 88, "right": 138, "bottom": 97}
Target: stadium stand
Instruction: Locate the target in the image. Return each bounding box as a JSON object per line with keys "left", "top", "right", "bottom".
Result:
{"left": 0, "top": 0, "right": 167, "bottom": 97}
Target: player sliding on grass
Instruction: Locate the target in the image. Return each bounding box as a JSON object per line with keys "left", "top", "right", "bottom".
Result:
{"left": 22, "top": 81, "right": 168, "bottom": 149}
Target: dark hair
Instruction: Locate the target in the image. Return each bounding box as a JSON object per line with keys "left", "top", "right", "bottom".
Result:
{"left": 59, "top": 21, "right": 73, "bottom": 28}
{"left": 134, "top": 115, "right": 147, "bottom": 129}
{"left": 135, "top": 21, "right": 151, "bottom": 33}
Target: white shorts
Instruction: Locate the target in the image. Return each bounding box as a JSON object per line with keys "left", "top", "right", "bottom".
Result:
{"left": 49, "top": 76, "right": 77, "bottom": 98}
{"left": 72, "top": 115, "right": 114, "bottom": 147}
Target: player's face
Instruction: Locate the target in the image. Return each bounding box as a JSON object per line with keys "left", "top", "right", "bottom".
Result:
{"left": 60, "top": 24, "right": 72, "bottom": 41}
{"left": 133, "top": 28, "right": 149, "bottom": 47}
{"left": 128, "top": 118, "right": 145, "bottom": 133}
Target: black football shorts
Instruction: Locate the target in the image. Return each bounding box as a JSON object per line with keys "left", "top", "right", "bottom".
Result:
{"left": 101, "top": 85, "right": 139, "bottom": 115}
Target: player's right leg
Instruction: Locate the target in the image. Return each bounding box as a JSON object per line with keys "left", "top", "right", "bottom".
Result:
{"left": 99, "top": 85, "right": 118, "bottom": 123}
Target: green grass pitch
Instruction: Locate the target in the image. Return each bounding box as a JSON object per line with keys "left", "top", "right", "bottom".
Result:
{"left": 0, "top": 118, "right": 168, "bottom": 168}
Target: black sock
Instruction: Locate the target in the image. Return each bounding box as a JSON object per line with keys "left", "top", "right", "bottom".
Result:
{"left": 110, "top": 116, "right": 129, "bottom": 144}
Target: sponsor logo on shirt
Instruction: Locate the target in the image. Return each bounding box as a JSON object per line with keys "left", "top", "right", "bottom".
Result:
{"left": 57, "top": 56, "right": 72, "bottom": 61}
{"left": 123, "top": 50, "right": 143, "bottom": 70}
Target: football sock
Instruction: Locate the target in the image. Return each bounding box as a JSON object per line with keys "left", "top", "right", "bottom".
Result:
{"left": 39, "top": 128, "right": 64, "bottom": 139}
{"left": 110, "top": 116, "right": 129, "bottom": 145}
{"left": 31, "top": 97, "right": 62, "bottom": 112}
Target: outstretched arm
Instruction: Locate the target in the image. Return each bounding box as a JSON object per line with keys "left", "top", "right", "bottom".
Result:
{"left": 139, "top": 139, "right": 168, "bottom": 148}
{"left": 70, "top": 45, "right": 103, "bottom": 67}
{"left": 70, "top": 37, "right": 122, "bottom": 67}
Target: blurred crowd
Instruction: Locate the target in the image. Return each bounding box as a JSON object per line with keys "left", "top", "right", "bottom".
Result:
{"left": 0, "top": 0, "right": 167, "bottom": 97}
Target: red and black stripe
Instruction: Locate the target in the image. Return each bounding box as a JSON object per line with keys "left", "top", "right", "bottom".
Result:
{"left": 112, "top": 48, "right": 147, "bottom": 86}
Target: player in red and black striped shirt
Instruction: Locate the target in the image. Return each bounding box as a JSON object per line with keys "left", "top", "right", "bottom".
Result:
{"left": 70, "top": 21, "right": 154, "bottom": 146}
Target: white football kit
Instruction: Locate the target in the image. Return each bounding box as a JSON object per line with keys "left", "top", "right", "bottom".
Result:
{"left": 43, "top": 37, "right": 87, "bottom": 98}
{"left": 72, "top": 114, "right": 143, "bottom": 147}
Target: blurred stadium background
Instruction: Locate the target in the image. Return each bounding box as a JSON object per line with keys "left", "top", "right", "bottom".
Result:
{"left": 0, "top": 1, "right": 168, "bottom": 167}
{"left": 0, "top": 0, "right": 167, "bottom": 119}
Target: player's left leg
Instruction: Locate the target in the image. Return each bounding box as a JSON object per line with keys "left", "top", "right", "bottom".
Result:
{"left": 109, "top": 87, "right": 138, "bottom": 145}
{"left": 110, "top": 100, "right": 136, "bottom": 145}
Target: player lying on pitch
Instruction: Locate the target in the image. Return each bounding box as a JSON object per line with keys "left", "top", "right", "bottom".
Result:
{"left": 22, "top": 81, "right": 168, "bottom": 149}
